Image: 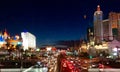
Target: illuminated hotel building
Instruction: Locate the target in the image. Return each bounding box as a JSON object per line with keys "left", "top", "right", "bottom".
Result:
{"left": 0, "top": 32, "right": 6, "bottom": 48}
{"left": 0, "top": 30, "right": 10, "bottom": 48}
{"left": 109, "top": 12, "right": 120, "bottom": 40}
{"left": 94, "top": 5, "right": 103, "bottom": 44}
{"left": 21, "top": 32, "right": 36, "bottom": 50}
{"left": 102, "top": 19, "right": 113, "bottom": 41}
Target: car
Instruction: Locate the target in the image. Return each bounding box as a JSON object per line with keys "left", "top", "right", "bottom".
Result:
{"left": 115, "top": 58, "right": 120, "bottom": 62}
{"left": 91, "top": 63, "right": 99, "bottom": 68}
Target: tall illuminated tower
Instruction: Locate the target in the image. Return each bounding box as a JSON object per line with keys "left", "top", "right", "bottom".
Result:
{"left": 94, "top": 5, "right": 103, "bottom": 44}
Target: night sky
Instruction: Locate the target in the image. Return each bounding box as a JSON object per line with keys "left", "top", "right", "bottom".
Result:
{"left": 0, "top": 0, "right": 119, "bottom": 46}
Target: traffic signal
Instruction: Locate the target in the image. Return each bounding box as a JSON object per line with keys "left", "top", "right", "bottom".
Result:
{"left": 89, "top": 55, "right": 92, "bottom": 59}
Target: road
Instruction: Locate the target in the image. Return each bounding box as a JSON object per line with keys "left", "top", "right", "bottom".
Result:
{"left": 27, "top": 67, "right": 48, "bottom": 72}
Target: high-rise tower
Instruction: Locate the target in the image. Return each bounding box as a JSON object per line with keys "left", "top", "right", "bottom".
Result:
{"left": 21, "top": 32, "right": 36, "bottom": 50}
{"left": 94, "top": 5, "right": 103, "bottom": 44}
{"left": 109, "top": 12, "right": 120, "bottom": 40}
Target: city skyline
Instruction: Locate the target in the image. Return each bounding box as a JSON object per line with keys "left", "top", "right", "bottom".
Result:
{"left": 0, "top": 0, "right": 119, "bottom": 46}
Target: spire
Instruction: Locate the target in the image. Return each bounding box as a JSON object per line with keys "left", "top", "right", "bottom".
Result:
{"left": 3, "top": 29, "right": 8, "bottom": 39}
{"left": 4, "top": 29, "right": 8, "bottom": 35}
{"left": 97, "top": 5, "right": 100, "bottom": 11}
{"left": 0, "top": 31, "right": 2, "bottom": 36}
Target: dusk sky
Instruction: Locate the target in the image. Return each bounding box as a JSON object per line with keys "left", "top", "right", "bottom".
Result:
{"left": 0, "top": 0, "right": 119, "bottom": 46}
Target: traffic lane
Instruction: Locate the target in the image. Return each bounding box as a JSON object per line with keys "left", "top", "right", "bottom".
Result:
{"left": 60, "top": 58, "right": 81, "bottom": 72}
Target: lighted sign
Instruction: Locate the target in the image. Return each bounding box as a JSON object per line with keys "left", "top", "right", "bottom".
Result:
{"left": 95, "top": 44, "right": 108, "bottom": 49}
